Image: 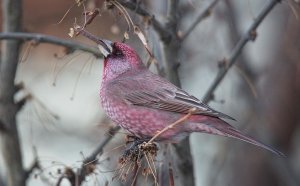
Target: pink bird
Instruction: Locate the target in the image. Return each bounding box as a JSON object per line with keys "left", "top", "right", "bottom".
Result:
{"left": 82, "top": 31, "right": 283, "bottom": 156}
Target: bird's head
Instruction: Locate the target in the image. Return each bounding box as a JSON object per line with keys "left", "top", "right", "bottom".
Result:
{"left": 97, "top": 39, "right": 145, "bottom": 81}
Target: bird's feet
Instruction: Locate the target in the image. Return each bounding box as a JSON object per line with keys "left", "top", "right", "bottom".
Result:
{"left": 119, "top": 136, "right": 158, "bottom": 164}
{"left": 125, "top": 135, "right": 143, "bottom": 144}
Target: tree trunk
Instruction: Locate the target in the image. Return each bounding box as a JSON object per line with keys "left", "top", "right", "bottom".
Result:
{"left": 0, "top": 0, "right": 25, "bottom": 186}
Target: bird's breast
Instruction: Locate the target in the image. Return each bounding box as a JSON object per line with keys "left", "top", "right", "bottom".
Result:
{"left": 100, "top": 84, "right": 188, "bottom": 140}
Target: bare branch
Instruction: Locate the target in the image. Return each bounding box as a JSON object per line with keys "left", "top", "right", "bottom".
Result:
{"left": 146, "top": 108, "right": 195, "bottom": 144}
{"left": 57, "top": 167, "right": 76, "bottom": 186}
{"left": 24, "top": 159, "right": 40, "bottom": 181}
{"left": 23, "top": 147, "right": 40, "bottom": 181}
{"left": 202, "top": 0, "right": 281, "bottom": 103}
{"left": 0, "top": 32, "right": 102, "bottom": 57}
{"left": 168, "top": 162, "right": 174, "bottom": 186}
{"left": 82, "top": 126, "right": 120, "bottom": 164}
{"left": 161, "top": 0, "right": 182, "bottom": 86}
{"left": 67, "top": 126, "right": 120, "bottom": 185}
{"left": 0, "top": 121, "right": 6, "bottom": 132}
{"left": 224, "top": 0, "right": 257, "bottom": 78}
{"left": 181, "top": 0, "right": 221, "bottom": 41}
{"left": 167, "top": 0, "right": 179, "bottom": 24}
{"left": 151, "top": 1, "right": 196, "bottom": 185}
{"left": 116, "top": 0, "right": 172, "bottom": 43}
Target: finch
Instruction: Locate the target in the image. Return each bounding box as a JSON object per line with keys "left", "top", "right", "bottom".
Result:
{"left": 81, "top": 30, "right": 283, "bottom": 156}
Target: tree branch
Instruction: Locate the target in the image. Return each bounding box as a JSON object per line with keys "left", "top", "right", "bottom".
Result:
{"left": 224, "top": 0, "right": 257, "bottom": 84}
{"left": 66, "top": 126, "right": 120, "bottom": 185}
{"left": 116, "top": 0, "right": 172, "bottom": 43}
{"left": 181, "top": 0, "right": 221, "bottom": 41}
{"left": 0, "top": 32, "right": 106, "bottom": 186}
{"left": 202, "top": 0, "right": 281, "bottom": 103}
{"left": 159, "top": 1, "right": 196, "bottom": 185}
{"left": 167, "top": 0, "right": 179, "bottom": 24}
{"left": 146, "top": 109, "right": 195, "bottom": 144}
{"left": 24, "top": 159, "right": 40, "bottom": 181}
{"left": 0, "top": 1, "right": 280, "bottom": 186}
{"left": 82, "top": 126, "right": 120, "bottom": 164}
{"left": 0, "top": 120, "right": 6, "bottom": 132}
{"left": 0, "top": 31, "right": 117, "bottom": 186}
{"left": 161, "top": 0, "right": 181, "bottom": 86}
{"left": 0, "top": 32, "right": 102, "bottom": 57}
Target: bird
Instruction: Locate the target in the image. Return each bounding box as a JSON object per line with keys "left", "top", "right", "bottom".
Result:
{"left": 81, "top": 30, "right": 284, "bottom": 156}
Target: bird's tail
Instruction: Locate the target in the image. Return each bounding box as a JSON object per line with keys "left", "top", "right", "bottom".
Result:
{"left": 189, "top": 117, "right": 285, "bottom": 157}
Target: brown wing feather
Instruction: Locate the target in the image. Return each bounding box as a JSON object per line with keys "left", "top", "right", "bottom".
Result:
{"left": 114, "top": 70, "right": 235, "bottom": 120}
{"left": 125, "top": 88, "right": 235, "bottom": 120}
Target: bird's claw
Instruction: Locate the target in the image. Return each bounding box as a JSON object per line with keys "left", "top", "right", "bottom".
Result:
{"left": 119, "top": 137, "right": 158, "bottom": 165}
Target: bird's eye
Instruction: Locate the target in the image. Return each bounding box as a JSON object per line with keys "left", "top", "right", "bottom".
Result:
{"left": 114, "top": 49, "right": 123, "bottom": 56}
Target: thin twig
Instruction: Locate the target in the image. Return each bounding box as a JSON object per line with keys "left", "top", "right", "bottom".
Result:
{"left": 144, "top": 154, "right": 158, "bottom": 186}
{"left": 0, "top": 32, "right": 102, "bottom": 58}
{"left": 107, "top": 1, "right": 154, "bottom": 57}
{"left": 202, "top": 0, "right": 281, "bottom": 103}
{"left": 82, "top": 8, "right": 100, "bottom": 28}
{"left": 167, "top": 0, "right": 179, "bottom": 23}
{"left": 72, "top": 126, "right": 120, "bottom": 185}
{"left": 168, "top": 162, "right": 174, "bottom": 186}
{"left": 146, "top": 108, "right": 196, "bottom": 144}
{"left": 83, "top": 126, "right": 120, "bottom": 164}
{"left": 131, "top": 162, "right": 140, "bottom": 186}
{"left": 224, "top": 0, "right": 258, "bottom": 96}
{"left": 23, "top": 146, "right": 40, "bottom": 181}
{"left": 24, "top": 159, "right": 40, "bottom": 181}
{"left": 112, "top": 0, "right": 135, "bottom": 30}
{"left": 116, "top": 0, "right": 172, "bottom": 43}
{"left": 162, "top": 1, "right": 196, "bottom": 185}
{"left": 56, "top": 176, "right": 65, "bottom": 186}
{"left": 234, "top": 65, "right": 257, "bottom": 98}
{"left": 181, "top": 0, "right": 221, "bottom": 41}
{"left": 55, "top": 3, "right": 77, "bottom": 25}
{"left": 16, "top": 82, "right": 60, "bottom": 120}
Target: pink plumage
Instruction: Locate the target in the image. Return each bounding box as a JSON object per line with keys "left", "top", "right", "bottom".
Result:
{"left": 97, "top": 41, "right": 284, "bottom": 156}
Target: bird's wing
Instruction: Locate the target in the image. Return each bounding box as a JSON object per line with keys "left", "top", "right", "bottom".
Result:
{"left": 115, "top": 71, "right": 235, "bottom": 120}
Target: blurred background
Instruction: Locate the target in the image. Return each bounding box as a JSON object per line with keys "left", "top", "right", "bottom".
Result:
{"left": 0, "top": 0, "right": 299, "bottom": 185}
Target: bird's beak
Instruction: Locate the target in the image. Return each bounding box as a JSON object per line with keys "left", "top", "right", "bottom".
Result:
{"left": 97, "top": 39, "right": 113, "bottom": 57}
{"left": 74, "top": 28, "right": 113, "bottom": 57}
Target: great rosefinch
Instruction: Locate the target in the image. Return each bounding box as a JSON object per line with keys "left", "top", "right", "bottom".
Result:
{"left": 82, "top": 31, "right": 283, "bottom": 156}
